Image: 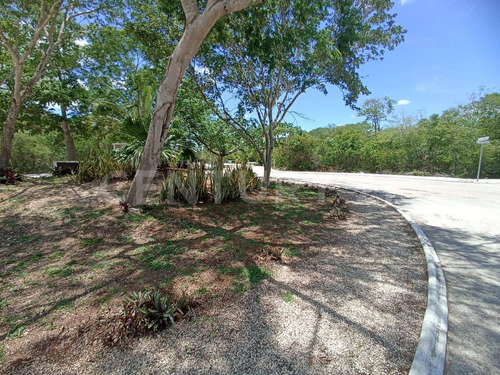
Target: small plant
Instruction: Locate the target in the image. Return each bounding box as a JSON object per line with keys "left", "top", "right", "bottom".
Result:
{"left": 282, "top": 291, "right": 294, "bottom": 302}
{"left": 119, "top": 200, "right": 130, "bottom": 212}
{"left": 0, "top": 167, "right": 21, "bottom": 184}
{"left": 328, "top": 191, "right": 349, "bottom": 220}
{"left": 120, "top": 289, "right": 186, "bottom": 335}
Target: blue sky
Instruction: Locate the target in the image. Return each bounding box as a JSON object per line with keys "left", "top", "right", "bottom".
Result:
{"left": 286, "top": 0, "right": 500, "bottom": 131}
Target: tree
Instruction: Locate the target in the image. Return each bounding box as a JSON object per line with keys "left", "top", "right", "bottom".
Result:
{"left": 194, "top": 0, "right": 405, "bottom": 187}
{"left": 358, "top": 96, "right": 395, "bottom": 133}
{"left": 178, "top": 87, "right": 242, "bottom": 172}
{"left": 36, "top": 29, "right": 89, "bottom": 160}
{"left": 125, "top": 0, "right": 264, "bottom": 206}
{"left": 0, "top": 0, "right": 103, "bottom": 168}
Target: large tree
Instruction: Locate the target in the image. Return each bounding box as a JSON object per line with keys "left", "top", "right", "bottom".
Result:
{"left": 0, "top": 0, "right": 105, "bottom": 168}
{"left": 193, "top": 0, "right": 405, "bottom": 187}
{"left": 125, "top": 0, "right": 264, "bottom": 206}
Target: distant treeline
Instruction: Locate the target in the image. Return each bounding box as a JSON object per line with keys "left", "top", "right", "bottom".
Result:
{"left": 274, "top": 93, "right": 500, "bottom": 178}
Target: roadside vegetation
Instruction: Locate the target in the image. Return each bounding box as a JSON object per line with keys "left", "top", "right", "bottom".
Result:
{"left": 274, "top": 92, "right": 500, "bottom": 178}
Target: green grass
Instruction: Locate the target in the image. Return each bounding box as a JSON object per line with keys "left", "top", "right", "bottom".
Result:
{"left": 225, "top": 265, "right": 271, "bottom": 294}
{"left": 281, "top": 247, "right": 301, "bottom": 258}
{"left": 50, "top": 251, "right": 63, "bottom": 259}
{"left": 44, "top": 267, "right": 72, "bottom": 277}
{"left": 30, "top": 252, "right": 43, "bottom": 262}
{"left": 8, "top": 323, "right": 26, "bottom": 338}
{"left": 55, "top": 298, "right": 74, "bottom": 311}
{"left": 83, "top": 209, "right": 108, "bottom": 219}
{"left": 17, "top": 234, "right": 38, "bottom": 243}
{"left": 80, "top": 238, "right": 103, "bottom": 247}
{"left": 281, "top": 291, "right": 293, "bottom": 302}
{"left": 243, "top": 265, "right": 271, "bottom": 283}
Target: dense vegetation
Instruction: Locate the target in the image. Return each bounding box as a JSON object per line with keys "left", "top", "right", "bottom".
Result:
{"left": 275, "top": 93, "right": 500, "bottom": 178}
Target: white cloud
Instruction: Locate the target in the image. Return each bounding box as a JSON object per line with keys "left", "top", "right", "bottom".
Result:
{"left": 74, "top": 38, "right": 89, "bottom": 47}
{"left": 194, "top": 66, "right": 211, "bottom": 75}
{"left": 401, "top": 0, "right": 417, "bottom": 5}
{"left": 397, "top": 99, "right": 410, "bottom": 106}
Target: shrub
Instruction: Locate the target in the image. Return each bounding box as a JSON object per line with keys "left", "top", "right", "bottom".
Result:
{"left": 120, "top": 290, "right": 186, "bottom": 334}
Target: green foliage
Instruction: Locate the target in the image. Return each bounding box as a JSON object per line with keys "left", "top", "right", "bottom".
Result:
{"left": 276, "top": 92, "right": 500, "bottom": 178}
{"left": 9, "top": 131, "right": 65, "bottom": 172}
{"left": 44, "top": 267, "right": 72, "bottom": 278}
{"left": 192, "top": 0, "right": 405, "bottom": 184}
{"left": 358, "top": 97, "right": 395, "bottom": 133}
{"left": 80, "top": 238, "right": 104, "bottom": 247}
{"left": 160, "top": 165, "right": 210, "bottom": 205}
{"left": 120, "top": 289, "right": 185, "bottom": 334}
{"left": 282, "top": 291, "right": 293, "bottom": 303}
{"left": 275, "top": 134, "right": 317, "bottom": 170}
{"left": 71, "top": 148, "right": 134, "bottom": 184}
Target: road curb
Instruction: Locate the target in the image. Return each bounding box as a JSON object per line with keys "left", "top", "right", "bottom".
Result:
{"left": 274, "top": 178, "right": 448, "bottom": 375}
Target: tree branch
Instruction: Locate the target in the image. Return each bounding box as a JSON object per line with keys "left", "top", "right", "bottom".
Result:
{"left": 20, "top": 0, "right": 63, "bottom": 64}
{"left": 181, "top": 0, "right": 200, "bottom": 24}
{"left": 0, "top": 28, "right": 19, "bottom": 61}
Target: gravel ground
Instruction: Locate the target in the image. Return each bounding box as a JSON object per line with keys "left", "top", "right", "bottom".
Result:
{"left": 8, "top": 190, "right": 427, "bottom": 375}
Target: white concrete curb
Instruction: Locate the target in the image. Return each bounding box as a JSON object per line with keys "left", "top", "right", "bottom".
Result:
{"left": 350, "top": 190, "right": 448, "bottom": 375}
{"left": 274, "top": 179, "right": 448, "bottom": 375}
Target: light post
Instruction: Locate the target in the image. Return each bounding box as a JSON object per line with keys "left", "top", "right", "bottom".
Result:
{"left": 476, "top": 136, "right": 490, "bottom": 182}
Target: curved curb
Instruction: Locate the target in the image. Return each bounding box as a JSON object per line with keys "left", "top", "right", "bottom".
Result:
{"left": 274, "top": 178, "right": 448, "bottom": 375}
{"left": 344, "top": 188, "right": 448, "bottom": 375}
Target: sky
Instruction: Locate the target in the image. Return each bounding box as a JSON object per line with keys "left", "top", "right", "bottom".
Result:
{"left": 285, "top": 0, "right": 500, "bottom": 131}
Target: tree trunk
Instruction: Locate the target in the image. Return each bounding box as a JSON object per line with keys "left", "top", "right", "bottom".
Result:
{"left": 213, "top": 154, "right": 224, "bottom": 205}
{"left": 125, "top": 34, "right": 205, "bottom": 204}
{"left": 262, "top": 146, "right": 273, "bottom": 188}
{"left": 217, "top": 154, "right": 224, "bottom": 174}
{"left": 60, "top": 103, "right": 77, "bottom": 160}
{"left": 0, "top": 100, "right": 22, "bottom": 169}
{"left": 125, "top": 0, "right": 262, "bottom": 206}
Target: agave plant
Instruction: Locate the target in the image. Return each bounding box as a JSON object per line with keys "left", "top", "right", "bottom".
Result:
{"left": 121, "top": 289, "right": 185, "bottom": 334}
{"left": 160, "top": 164, "right": 209, "bottom": 205}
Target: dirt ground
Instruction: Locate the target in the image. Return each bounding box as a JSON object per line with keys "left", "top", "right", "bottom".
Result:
{"left": 0, "top": 177, "right": 426, "bottom": 374}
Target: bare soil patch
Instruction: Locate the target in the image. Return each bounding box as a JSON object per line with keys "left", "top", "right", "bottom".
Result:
{"left": 0, "top": 177, "right": 426, "bottom": 374}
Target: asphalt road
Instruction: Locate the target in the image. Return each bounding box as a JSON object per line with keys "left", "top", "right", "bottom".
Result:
{"left": 253, "top": 167, "right": 500, "bottom": 375}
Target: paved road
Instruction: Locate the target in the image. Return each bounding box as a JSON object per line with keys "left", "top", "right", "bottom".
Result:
{"left": 253, "top": 167, "right": 500, "bottom": 375}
